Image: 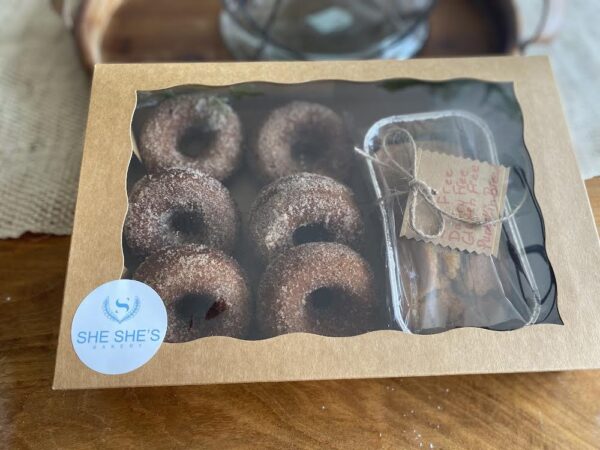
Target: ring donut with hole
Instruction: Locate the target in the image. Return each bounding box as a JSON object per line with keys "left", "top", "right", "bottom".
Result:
{"left": 138, "top": 94, "right": 243, "bottom": 181}
{"left": 123, "top": 169, "right": 239, "bottom": 259}
{"left": 250, "top": 101, "right": 353, "bottom": 183}
{"left": 247, "top": 172, "right": 365, "bottom": 264}
{"left": 134, "top": 245, "right": 251, "bottom": 342}
{"left": 257, "top": 242, "right": 378, "bottom": 337}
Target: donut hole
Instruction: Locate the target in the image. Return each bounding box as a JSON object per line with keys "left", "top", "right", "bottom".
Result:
{"left": 169, "top": 209, "right": 205, "bottom": 242}
{"left": 290, "top": 124, "right": 331, "bottom": 167}
{"left": 306, "top": 287, "right": 348, "bottom": 313}
{"left": 177, "top": 123, "right": 217, "bottom": 158}
{"left": 174, "top": 293, "right": 228, "bottom": 329}
{"left": 293, "top": 222, "right": 334, "bottom": 245}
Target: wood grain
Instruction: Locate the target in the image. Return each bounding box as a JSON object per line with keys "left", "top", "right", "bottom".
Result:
{"left": 1, "top": 179, "right": 599, "bottom": 448}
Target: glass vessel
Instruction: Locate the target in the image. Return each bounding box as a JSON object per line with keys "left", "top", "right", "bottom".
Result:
{"left": 220, "top": 0, "right": 435, "bottom": 60}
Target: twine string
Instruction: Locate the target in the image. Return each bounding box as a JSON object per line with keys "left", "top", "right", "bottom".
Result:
{"left": 355, "top": 127, "right": 526, "bottom": 240}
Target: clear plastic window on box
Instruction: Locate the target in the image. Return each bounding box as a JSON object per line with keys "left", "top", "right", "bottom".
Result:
{"left": 121, "top": 79, "right": 560, "bottom": 342}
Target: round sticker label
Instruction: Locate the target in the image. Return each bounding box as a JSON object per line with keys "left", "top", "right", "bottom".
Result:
{"left": 71, "top": 279, "right": 167, "bottom": 375}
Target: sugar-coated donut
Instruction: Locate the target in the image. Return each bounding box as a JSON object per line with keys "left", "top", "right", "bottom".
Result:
{"left": 251, "top": 101, "right": 353, "bottom": 182}
{"left": 257, "top": 242, "right": 379, "bottom": 337}
{"left": 134, "top": 245, "right": 251, "bottom": 342}
{"left": 123, "top": 169, "right": 239, "bottom": 259}
{"left": 138, "top": 94, "right": 242, "bottom": 180}
{"left": 248, "top": 172, "right": 365, "bottom": 264}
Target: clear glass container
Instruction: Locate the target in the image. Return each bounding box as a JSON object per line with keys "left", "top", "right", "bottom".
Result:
{"left": 220, "top": 0, "right": 435, "bottom": 60}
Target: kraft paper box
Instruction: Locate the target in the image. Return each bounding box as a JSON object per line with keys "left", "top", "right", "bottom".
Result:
{"left": 54, "top": 57, "right": 600, "bottom": 389}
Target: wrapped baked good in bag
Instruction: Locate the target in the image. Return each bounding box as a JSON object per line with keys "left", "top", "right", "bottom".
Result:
{"left": 359, "top": 111, "right": 556, "bottom": 333}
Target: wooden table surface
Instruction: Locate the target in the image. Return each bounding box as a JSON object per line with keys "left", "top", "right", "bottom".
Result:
{"left": 0, "top": 178, "right": 598, "bottom": 449}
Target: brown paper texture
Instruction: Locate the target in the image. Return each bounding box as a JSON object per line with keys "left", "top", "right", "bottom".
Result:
{"left": 399, "top": 149, "right": 510, "bottom": 257}
{"left": 53, "top": 57, "right": 600, "bottom": 389}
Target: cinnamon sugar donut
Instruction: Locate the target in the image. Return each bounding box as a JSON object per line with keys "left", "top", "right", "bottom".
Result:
{"left": 257, "top": 242, "right": 378, "bottom": 337}
{"left": 134, "top": 245, "right": 251, "bottom": 342}
{"left": 252, "top": 101, "right": 353, "bottom": 182}
{"left": 124, "top": 169, "right": 239, "bottom": 259}
{"left": 139, "top": 94, "right": 242, "bottom": 180}
{"left": 248, "top": 173, "right": 365, "bottom": 264}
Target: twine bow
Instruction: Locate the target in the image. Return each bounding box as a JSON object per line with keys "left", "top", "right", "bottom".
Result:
{"left": 355, "top": 127, "right": 525, "bottom": 240}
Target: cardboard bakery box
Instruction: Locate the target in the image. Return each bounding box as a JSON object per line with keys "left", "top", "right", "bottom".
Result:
{"left": 53, "top": 56, "right": 600, "bottom": 389}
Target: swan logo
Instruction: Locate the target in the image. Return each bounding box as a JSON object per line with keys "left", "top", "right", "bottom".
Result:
{"left": 103, "top": 296, "right": 140, "bottom": 324}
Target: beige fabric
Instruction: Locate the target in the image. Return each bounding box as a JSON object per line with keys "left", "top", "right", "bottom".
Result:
{"left": 0, "top": 0, "right": 597, "bottom": 238}
{"left": 0, "top": 0, "right": 89, "bottom": 238}
{"left": 518, "top": 0, "right": 600, "bottom": 180}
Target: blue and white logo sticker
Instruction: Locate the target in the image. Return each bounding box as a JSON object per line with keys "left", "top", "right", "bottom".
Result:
{"left": 71, "top": 279, "right": 167, "bottom": 375}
